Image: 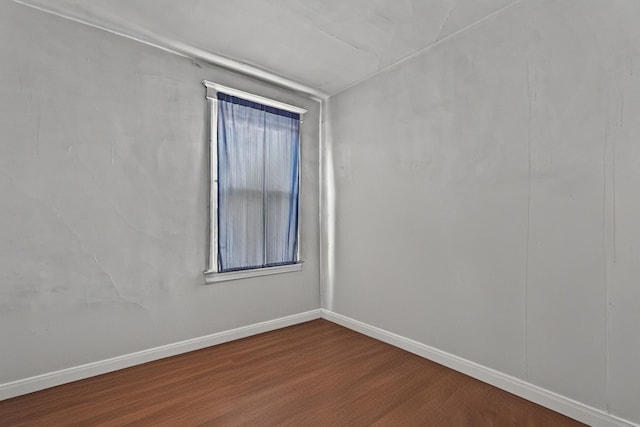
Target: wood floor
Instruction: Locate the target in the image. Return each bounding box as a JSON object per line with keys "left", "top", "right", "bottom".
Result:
{"left": 0, "top": 319, "right": 584, "bottom": 426}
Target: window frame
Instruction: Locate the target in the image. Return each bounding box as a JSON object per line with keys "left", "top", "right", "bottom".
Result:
{"left": 202, "top": 81, "right": 306, "bottom": 284}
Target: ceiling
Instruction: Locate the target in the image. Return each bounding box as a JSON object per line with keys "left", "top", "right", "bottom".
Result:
{"left": 16, "top": 0, "right": 518, "bottom": 95}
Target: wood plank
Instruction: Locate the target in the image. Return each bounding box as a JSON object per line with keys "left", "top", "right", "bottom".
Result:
{"left": 0, "top": 320, "right": 585, "bottom": 426}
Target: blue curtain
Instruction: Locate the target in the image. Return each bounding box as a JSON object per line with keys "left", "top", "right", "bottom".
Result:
{"left": 217, "top": 92, "right": 300, "bottom": 272}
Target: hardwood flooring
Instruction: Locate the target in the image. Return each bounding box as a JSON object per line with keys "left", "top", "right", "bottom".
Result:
{"left": 0, "top": 319, "right": 585, "bottom": 426}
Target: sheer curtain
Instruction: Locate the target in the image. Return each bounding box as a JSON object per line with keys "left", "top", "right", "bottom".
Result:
{"left": 217, "top": 93, "right": 300, "bottom": 272}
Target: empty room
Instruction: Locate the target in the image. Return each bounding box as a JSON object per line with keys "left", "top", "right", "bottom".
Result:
{"left": 1, "top": 0, "right": 639, "bottom": 425}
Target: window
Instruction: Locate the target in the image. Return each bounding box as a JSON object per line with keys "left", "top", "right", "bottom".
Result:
{"left": 203, "top": 81, "right": 305, "bottom": 283}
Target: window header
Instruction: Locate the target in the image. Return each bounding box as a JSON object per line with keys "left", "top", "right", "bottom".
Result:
{"left": 217, "top": 92, "right": 300, "bottom": 120}
{"left": 203, "top": 80, "right": 307, "bottom": 115}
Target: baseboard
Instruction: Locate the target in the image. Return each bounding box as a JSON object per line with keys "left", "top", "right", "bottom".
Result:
{"left": 4, "top": 307, "right": 636, "bottom": 427}
{"left": 321, "top": 309, "right": 638, "bottom": 427}
{"left": 0, "top": 309, "right": 322, "bottom": 401}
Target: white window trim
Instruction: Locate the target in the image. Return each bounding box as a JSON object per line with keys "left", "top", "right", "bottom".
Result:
{"left": 202, "top": 80, "right": 306, "bottom": 284}
{"left": 205, "top": 263, "right": 303, "bottom": 284}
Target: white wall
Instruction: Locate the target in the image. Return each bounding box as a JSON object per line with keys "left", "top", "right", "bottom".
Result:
{"left": 328, "top": 0, "right": 640, "bottom": 423}
{"left": 0, "top": 1, "right": 320, "bottom": 384}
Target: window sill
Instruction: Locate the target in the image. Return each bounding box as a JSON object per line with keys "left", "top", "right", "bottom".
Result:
{"left": 204, "top": 262, "right": 303, "bottom": 284}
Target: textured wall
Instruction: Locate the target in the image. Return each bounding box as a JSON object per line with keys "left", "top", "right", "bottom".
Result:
{"left": 329, "top": 0, "right": 640, "bottom": 423}
{"left": 0, "top": 1, "right": 320, "bottom": 383}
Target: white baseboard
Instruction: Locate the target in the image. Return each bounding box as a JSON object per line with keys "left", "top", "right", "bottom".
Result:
{"left": 320, "top": 309, "right": 638, "bottom": 427}
{"left": 3, "top": 307, "right": 636, "bottom": 427}
{"left": 0, "top": 309, "right": 322, "bottom": 401}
